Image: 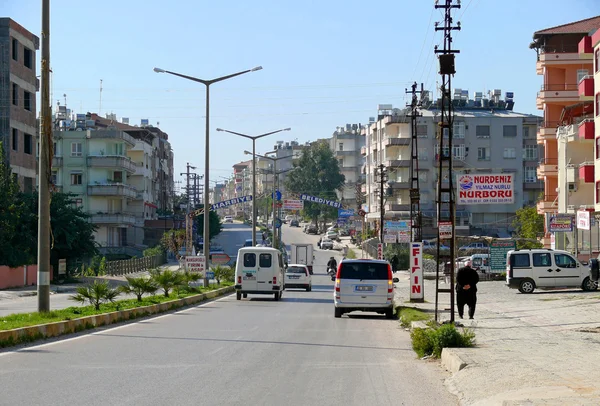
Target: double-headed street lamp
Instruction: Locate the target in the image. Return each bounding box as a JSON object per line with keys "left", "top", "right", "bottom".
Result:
{"left": 216, "top": 128, "right": 291, "bottom": 246}
{"left": 153, "top": 66, "right": 262, "bottom": 266}
{"left": 245, "top": 150, "right": 288, "bottom": 249}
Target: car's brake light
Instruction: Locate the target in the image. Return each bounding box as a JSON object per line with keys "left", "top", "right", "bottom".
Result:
{"left": 273, "top": 276, "right": 277, "bottom": 285}
{"left": 388, "top": 264, "right": 394, "bottom": 293}
{"left": 237, "top": 276, "right": 242, "bottom": 284}
{"left": 336, "top": 263, "right": 342, "bottom": 279}
{"left": 335, "top": 279, "right": 340, "bottom": 292}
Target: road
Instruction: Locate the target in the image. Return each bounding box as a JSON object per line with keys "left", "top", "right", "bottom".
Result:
{"left": 0, "top": 221, "right": 457, "bottom": 405}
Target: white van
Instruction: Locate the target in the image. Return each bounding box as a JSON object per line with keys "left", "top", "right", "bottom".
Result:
{"left": 235, "top": 247, "right": 285, "bottom": 301}
{"left": 506, "top": 249, "right": 598, "bottom": 294}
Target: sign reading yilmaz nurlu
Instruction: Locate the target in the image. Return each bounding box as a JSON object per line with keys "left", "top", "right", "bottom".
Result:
{"left": 489, "top": 240, "right": 516, "bottom": 272}
{"left": 456, "top": 174, "right": 514, "bottom": 205}
{"left": 299, "top": 194, "right": 342, "bottom": 208}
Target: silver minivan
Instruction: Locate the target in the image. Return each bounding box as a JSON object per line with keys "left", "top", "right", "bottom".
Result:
{"left": 333, "top": 259, "right": 399, "bottom": 319}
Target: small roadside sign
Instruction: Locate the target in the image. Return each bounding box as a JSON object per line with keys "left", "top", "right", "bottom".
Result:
{"left": 439, "top": 222, "right": 452, "bottom": 239}
{"left": 377, "top": 243, "right": 384, "bottom": 260}
{"left": 58, "top": 259, "right": 67, "bottom": 275}
{"left": 210, "top": 253, "right": 231, "bottom": 265}
{"left": 185, "top": 256, "right": 206, "bottom": 273}
{"left": 205, "top": 271, "right": 215, "bottom": 280}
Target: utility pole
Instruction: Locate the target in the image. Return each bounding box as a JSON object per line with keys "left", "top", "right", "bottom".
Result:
{"left": 375, "top": 164, "right": 388, "bottom": 243}
{"left": 406, "top": 82, "right": 424, "bottom": 243}
{"left": 434, "top": 0, "right": 461, "bottom": 323}
{"left": 37, "top": 0, "right": 51, "bottom": 312}
{"left": 182, "top": 162, "right": 196, "bottom": 255}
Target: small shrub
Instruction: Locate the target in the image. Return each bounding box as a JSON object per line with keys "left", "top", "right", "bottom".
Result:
{"left": 410, "top": 322, "right": 475, "bottom": 358}
{"left": 213, "top": 265, "right": 234, "bottom": 284}
{"left": 144, "top": 245, "right": 165, "bottom": 258}
{"left": 346, "top": 249, "right": 357, "bottom": 259}
{"left": 69, "top": 280, "right": 119, "bottom": 310}
{"left": 119, "top": 276, "right": 158, "bottom": 301}
{"left": 150, "top": 268, "right": 185, "bottom": 297}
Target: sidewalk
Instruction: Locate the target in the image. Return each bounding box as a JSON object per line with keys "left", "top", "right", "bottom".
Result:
{"left": 392, "top": 272, "right": 600, "bottom": 405}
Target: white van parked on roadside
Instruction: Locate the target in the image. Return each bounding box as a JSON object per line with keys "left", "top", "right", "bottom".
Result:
{"left": 235, "top": 247, "right": 285, "bottom": 301}
{"left": 506, "top": 249, "right": 598, "bottom": 294}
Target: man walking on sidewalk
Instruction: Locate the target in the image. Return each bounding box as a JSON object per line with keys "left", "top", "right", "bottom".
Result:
{"left": 456, "top": 265, "right": 479, "bottom": 319}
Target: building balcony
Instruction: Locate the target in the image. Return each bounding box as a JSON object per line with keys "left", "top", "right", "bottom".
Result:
{"left": 536, "top": 49, "right": 581, "bottom": 74}
{"left": 383, "top": 115, "right": 409, "bottom": 125}
{"left": 536, "top": 84, "right": 579, "bottom": 108}
{"left": 385, "top": 203, "right": 410, "bottom": 212}
{"left": 558, "top": 124, "right": 578, "bottom": 142}
{"left": 433, "top": 155, "right": 465, "bottom": 167}
{"left": 87, "top": 155, "right": 137, "bottom": 173}
{"left": 579, "top": 162, "right": 594, "bottom": 183}
{"left": 537, "top": 158, "right": 558, "bottom": 177}
{"left": 578, "top": 77, "right": 594, "bottom": 100}
{"left": 361, "top": 184, "right": 367, "bottom": 194}
{"left": 385, "top": 159, "right": 410, "bottom": 168}
{"left": 336, "top": 132, "right": 357, "bottom": 140}
{"left": 90, "top": 212, "right": 136, "bottom": 225}
{"left": 87, "top": 183, "right": 137, "bottom": 199}
{"left": 537, "top": 121, "right": 560, "bottom": 143}
{"left": 335, "top": 150, "right": 356, "bottom": 156}
{"left": 86, "top": 129, "right": 136, "bottom": 146}
{"left": 384, "top": 137, "right": 411, "bottom": 147}
{"left": 360, "top": 146, "right": 367, "bottom": 156}
{"left": 578, "top": 36, "right": 593, "bottom": 55}
{"left": 388, "top": 180, "right": 411, "bottom": 189}
{"left": 523, "top": 180, "right": 544, "bottom": 189}
{"left": 52, "top": 156, "right": 63, "bottom": 166}
{"left": 537, "top": 195, "right": 558, "bottom": 212}
{"left": 579, "top": 120, "right": 595, "bottom": 140}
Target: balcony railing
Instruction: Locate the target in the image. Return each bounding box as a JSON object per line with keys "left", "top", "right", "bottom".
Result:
{"left": 335, "top": 150, "right": 356, "bottom": 156}
{"left": 579, "top": 162, "right": 594, "bottom": 183}
{"left": 384, "top": 137, "right": 411, "bottom": 147}
{"left": 523, "top": 180, "right": 543, "bottom": 189}
{"left": 537, "top": 158, "right": 558, "bottom": 177}
{"left": 87, "top": 155, "right": 137, "bottom": 173}
{"left": 578, "top": 77, "right": 594, "bottom": 98}
{"left": 386, "top": 159, "right": 410, "bottom": 168}
{"left": 87, "top": 183, "right": 137, "bottom": 199}
{"left": 90, "top": 212, "right": 137, "bottom": 225}
{"left": 579, "top": 120, "right": 595, "bottom": 140}
{"left": 389, "top": 181, "right": 411, "bottom": 189}
{"left": 540, "top": 84, "right": 579, "bottom": 92}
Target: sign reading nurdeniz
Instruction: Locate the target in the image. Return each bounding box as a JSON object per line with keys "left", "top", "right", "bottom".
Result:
{"left": 456, "top": 174, "right": 514, "bottom": 205}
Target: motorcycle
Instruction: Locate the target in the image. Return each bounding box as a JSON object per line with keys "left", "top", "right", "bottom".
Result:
{"left": 328, "top": 266, "right": 336, "bottom": 281}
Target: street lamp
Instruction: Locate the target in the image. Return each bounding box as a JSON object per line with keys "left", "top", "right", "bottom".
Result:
{"left": 154, "top": 65, "right": 262, "bottom": 274}
{"left": 245, "top": 150, "right": 287, "bottom": 249}
{"left": 217, "top": 127, "right": 291, "bottom": 246}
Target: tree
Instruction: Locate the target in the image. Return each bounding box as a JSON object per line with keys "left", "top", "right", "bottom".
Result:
{"left": 161, "top": 229, "right": 186, "bottom": 260}
{"left": 194, "top": 205, "right": 223, "bottom": 241}
{"left": 69, "top": 280, "right": 119, "bottom": 310}
{"left": 119, "top": 276, "right": 159, "bottom": 302}
{"left": 512, "top": 206, "right": 544, "bottom": 249}
{"left": 285, "top": 141, "right": 345, "bottom": 223}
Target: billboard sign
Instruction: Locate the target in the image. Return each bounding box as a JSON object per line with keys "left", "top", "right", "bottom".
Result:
{"left": 456, "top": 174, "right": 514, "bottom": 205}
{"left": 300, "top": 194, "right": 342, "bottom": 209}
{"left": 548, "top": 214, "right": 573, "bottom": 232}
{"left": 577, "top": 210, "right": 590, "bottom": 231}
{"left": 410, "top": 242, "right": 424, "bottom": 301}
{"left": 283, "top": 199, "right": 303, "bottom": 210}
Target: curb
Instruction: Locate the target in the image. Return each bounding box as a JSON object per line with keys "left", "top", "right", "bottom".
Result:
{"left": 409, "top": 321, "right": 470, "bottom": 373}
{"left": 0, "top": 286, "right": 234, "bottom": 348}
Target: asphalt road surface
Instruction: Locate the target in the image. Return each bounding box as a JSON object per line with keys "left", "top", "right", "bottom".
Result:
{"left": 0, "top": 222, "right": 457, "bottom": 405}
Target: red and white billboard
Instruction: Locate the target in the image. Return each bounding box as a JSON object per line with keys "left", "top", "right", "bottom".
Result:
{"left": 410, "top": 242, "right": 424, "bottom": 301}
{"left": 456, "top": 174, "right": 514, "bottom": 205}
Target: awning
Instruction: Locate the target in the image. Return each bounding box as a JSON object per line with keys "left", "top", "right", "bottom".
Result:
{"left": 144, "top": 202, "right": 158, "bottom": 209}
{"left": 559, "top": 101, "right": 593, "bottom": 124}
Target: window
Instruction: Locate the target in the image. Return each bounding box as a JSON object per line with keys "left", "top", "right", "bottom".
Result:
{"left": 23, "top": 91, "right": 32, "bottom": 111}
{"left": 23, "top": 48, "right": 33, "bottom": 69}
{"left": 243, "top": 253, "right": 256, "bottom": 267}
{"left": 503, "top": 125, "right": 517, "bottom": 137}
{"left": 577, "top": 69, "right": 589, "bottom": 83}
{"left": 533, "top": 253, "right": 551, "bottom": 267}
{"left": 597, "top": 138, "right": 600, "bottom": 160}
{"left": 416, "top": 124, "right": 428, "bottom": 138}
{"left": 503, "top": 148, "right": 516, "bottom": 159}
{"left": 287, "top": 266, "right": 308, "bottom": 275}
{"left": 554, "top": 254, "right": 576, "bottom": 268}
{"left": 113, "top": 171, "right": 123, "bottom": 183}
{"left": 476, "top": 125, "right": 490, "bottom": 138}
{"left": 23, "top": 177, "right": 33, "bottom": 193}
{"left": 453, "top": 145, "right": 465, "bottom": 160}
{"left": 417, "top": 148, "right": 428, "bottom": 160}
{"left": 477, "top": 147, "right": 490, "bottom": 160}
{"left": 338, "top": 142, "right": 343, "bottom": 151}
{"left": 523, "top": 126, "right": 530, "bottom": 138}
{"left": 71, "top": 142, "right": 82, "bottom": 156}
{"left": 24, "top": 133, "right": 32, "bottom": 155}
{"left": 12, "top": 129, "right": 18, "bottom": 151}
{"left": 259, "top": 253, "right": 272, "bottom": 268}
{"left": 453, "top": 122, "right": 465, "bottom": 139}
{"left": 435, "top": 145, "right": 450, "bottom": 158}
{"left": 510, "top": 253, "right": 530, "bottom": 268}
{"left": 338, "top": 158, "right": 343, "bottom": 167}
{"left": 523, "top": 145, "right": 537, "bottom": 160}
{"left": 11, "top": 38, "right": 17, "bottom": 61}
{"left": 70, "top": 172, "right": 82, "bottom": 185}
{"left": 51, "top": 169, "right": 58, "bottom": 185}
{"left": 12, "top": 83, "right": 18, "bottom": 106}
{"left": 339, "top": 262, "right": 389, "bottom": 280}
{"left": 524, "top": 167, "right": 537, "bottom": 183}
{"left": 418, "top": 171, "right": 428, "bottom": 182}
{"left": 596, "top": 49, "right": 599, "bottom": 73}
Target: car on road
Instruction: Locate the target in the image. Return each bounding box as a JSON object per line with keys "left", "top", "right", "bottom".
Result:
{"left": 319, "top": 238, "right": 334, "bottom": 250}
{"left": 305, "top": 224, "right": 318, "bottom": 234}
{"left": 224, "top": 216, "right": 233, "bottom": 223}
{"left": 284, "top": 264, "right": 312, "bottom": 291}
{"left": 333, "top": 259, "right": 399, "bottom": 319}
{"left": 235, "top": 247, "right": 285, "bottom": 301}
{"left": 325, "top": 230, "right": 339, "bottom": 241}
{"left": 459, "top": 242, "right": 489, "bottom": 252}
{"left": 289, "top": 219, "right": 300, "bottom": 227}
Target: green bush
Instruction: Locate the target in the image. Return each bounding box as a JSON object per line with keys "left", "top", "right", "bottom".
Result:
{"left": 119, "top": 276, "right": 158, "bottom": 302}
{"left": 346, "top": 249, "right": 357, "bottom": 259}
{"left": 144, "top": 245, "right": 164, "bottom": 257}
{"left": 410, "top": 322, "right": 475, "bottom": 358}
{"left": 149, "top": 268, "right": 186, "bottom": 297}
{"left": 213, "top": 265, "right": 234, "bottom": 284}
{"left": 69, "top": 280, "right": 119, "bottom": 310}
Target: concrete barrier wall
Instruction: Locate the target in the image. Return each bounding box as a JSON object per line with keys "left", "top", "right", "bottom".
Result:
{"left": 0, "top": 286, "right": 234, "bottom": 347}
{"left": 0, "top": 265, "right": 54, "bottom": 289}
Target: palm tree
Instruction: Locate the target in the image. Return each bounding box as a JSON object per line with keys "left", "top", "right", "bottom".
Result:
{"left": 119, "top": 276, "right": 159, "bottom": 302}
{"left": 69, "top": 280, "right": 119, "bottom": 310}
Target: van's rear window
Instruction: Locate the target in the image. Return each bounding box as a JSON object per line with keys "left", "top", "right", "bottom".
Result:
{"left": 244, "top": 253, "right": 256, "bottom": 267}
{"left": 340, "top": 262, "right": 388, "bottom": 280}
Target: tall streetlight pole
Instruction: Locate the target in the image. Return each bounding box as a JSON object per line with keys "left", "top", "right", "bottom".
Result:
{"left": 38, "top": 0, "right": 51, "bottom": 312}
{"left": 245, "top": 151, "right": 286, "bottom": 249}
{"left": 153, "top": 66, "right": 262, "bottom": 271}
{"left": 216, "top": 128, "right": 291, "bottom": 246}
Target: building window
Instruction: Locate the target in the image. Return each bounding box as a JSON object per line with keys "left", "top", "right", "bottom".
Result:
{"left": 503, "top": 148, "right": 516, "bottom": 159}
{"left": 503, "top": 125, "right": 517, "bottom": 137}
{"left": 23, "top": 177, "right": 33, "bottom": 193}
{"left": 523, "top": 126, "right": 530, "bottom": 138}
{"left": 23, "top": 91, "right": 32, "bottom": 111}
{"left": 71, "top": 142, "right": 82, "bottom": 156}
{"left": 339, "top": 142, "right": 343, "bottom": 151}
{"left": 453, "top": 122, "right": 465, "bottom": 139}
{"left": 596, "top": 49, "right": 599, "bottom": 73}
{"left": 476, "top": 125, "right": 490, "bottom": 138}
{"left": 113, "top": 171, "right": 123, "bottom": 183}
{"left": 597, "top": 138, "right": 600, "bottom": 160}
{"left": 416, "top": 125, "right": 428, "bottom": 138}
{"left": 70, "top": 172, "right": 82, "bottom": 185}
{"left": 51, "top": 169, "right": 58, "bottom": 185}
{"left": 72, "top": 198, "right": 83, "bottom": 209}
{"left": 12, "top": 83, "right": 18, "bottom": 106}
{"left": 577, "top": 69, "right": 589, "bottom": 83}
{"left": 417, "top": 148, "right": 428, "bottom": 160}
{"left": 524, "top": 167, "right": 537, "bottom": 183}
{"left": 338, "top": 159, "right": 343, "bottom": 167}
{"left": 477, "top": 147, "right": 490, "bottom": 160}
{"left": 523, "top": 145, "right": 537, "bottom": 160}
{"left": 24, "top": 133, "right": 32, "bottom": 155}
{"left": 12, "top": 129, "right": 18, "bottom": 151}
{"left": 453, "top": 145, "right": 465, "bottom": 160}
{"left": 23, "top": 48, "right": 33, "bottom": 69}
{"left": 11, "top": 38, "right": 18, "bottom": 61}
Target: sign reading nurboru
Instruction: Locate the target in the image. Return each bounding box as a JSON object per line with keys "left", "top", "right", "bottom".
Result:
{"left": 300, "top": 194, "right": 342, "bottom": 209}
{"left": 456, "top": 174, "right": 514, "bottom": 205}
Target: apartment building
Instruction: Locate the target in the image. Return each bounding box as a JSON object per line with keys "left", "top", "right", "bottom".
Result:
{"left": 361, "top": 92, "right": 543, "bottom": 239}
{"left": 329, "top": 124, "right": 365, "bottom": 209}
{"left": 47, "top": 112, "right": 174, "bottom": 256}
{"left": 0, "top": 18, "right": 39, "bottom": 192}
{"left": 530, "top": 15, "right": 600, "bottom": 247}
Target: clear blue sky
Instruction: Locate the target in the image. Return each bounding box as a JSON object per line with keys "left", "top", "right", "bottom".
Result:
{"left": 4, "top": 0, "right": 600, "bottom": 190}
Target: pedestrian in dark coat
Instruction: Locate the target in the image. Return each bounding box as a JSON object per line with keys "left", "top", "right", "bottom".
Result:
{"left": 456, "top": 266, "right": 479, "bottom": 319}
